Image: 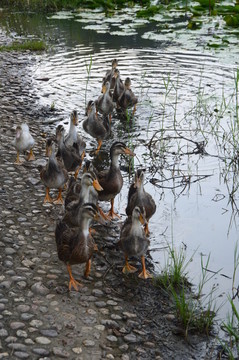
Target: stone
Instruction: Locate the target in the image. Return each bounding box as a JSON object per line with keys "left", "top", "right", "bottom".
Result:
{"left": 35, "top": 337, "right": 51, "bottom": 345}
{"left": 31, "top": 282, "right": 49, "bottom": 296}
{"left": 107, "top": 335, "right": 118, "bottom": 343}
{"left": 0, "top": 329, "right": 8, "bottom": 337}
{"left": 32, "top": 348, "right": 50, "bottom": 356}
{"left": 40, "top": 329, "right": 58, "bottom": 338}
{"left": 123, "top": 334, "right": 138, "bottom": 343}
{"left": 14, "top": 352, "right": 29, "bottom": 359}
{"left": 52, "top": 347, "right": 70, "bottom": 358}
{"left": 83, "top": 340, "right": 95, "bottom": 347}
{"left": 72, "top": 347, "right": 82, "bottom": 354}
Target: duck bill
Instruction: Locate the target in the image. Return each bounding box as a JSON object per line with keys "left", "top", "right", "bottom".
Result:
{"left": 94, "top": 212, "right": 105, "bottom": 224}
{"left": 139, "top": 213, "right": 146, "bottom": 225}
{"left": 45, "top": 145, "right": 52, "bottom": 157}
{"left": 93, "top": 179, "right": 103, "bottom": 191}
{"left": 16, "top": 129, "right": 21, "bottom": 139}
{"left": 124, "top": 147, "right": 135, "bottom": 157}
{"left": 134, "top": 177, "right": 141, "bottom": 189}
{"left": 101, "top": 84, "right": 106, "bottom": 94}
{"left": 73, "top": 116, "right": 79, "bottom": 126}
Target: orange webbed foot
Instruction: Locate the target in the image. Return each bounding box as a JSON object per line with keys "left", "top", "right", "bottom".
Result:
{"left": 69, "top": 278, "right": 83, "bottom": 291}
{"left": 27, "top": 149, "right": 35, "bottom": 161}
{"left": 122, "top": 263, "right": 137, "bottom": 274}
{"left": 138, "top": 270, "right": 153, "bottom": 279}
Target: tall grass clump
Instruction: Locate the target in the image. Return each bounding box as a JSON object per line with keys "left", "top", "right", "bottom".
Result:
{"left": 154, "top": 238, "right": 219, "bottom": 337}
{"left": 84, "top": 55, "right": 93, "bottom": 107}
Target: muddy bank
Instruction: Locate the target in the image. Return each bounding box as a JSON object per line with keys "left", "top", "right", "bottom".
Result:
{"left": 0, "top": 29, "right": 219, "bottom": 359}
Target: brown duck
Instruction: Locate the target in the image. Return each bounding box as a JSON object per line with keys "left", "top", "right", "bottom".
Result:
{"left": 55, "top": 203, "right": 99, "bottom": 291}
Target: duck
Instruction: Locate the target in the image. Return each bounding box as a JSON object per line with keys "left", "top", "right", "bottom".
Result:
{"left": 56, "top": 125, "right": 83, "bottom": 179}
{"left": 55, "top": 203, "right": 99, "bottom": 291}
{"left": 103, "top": 58, "right": 118, "bottom": 90}
{"left": 13, "top": 123, "right": 35, "bottom": 164}
{"left": 126, "top": 169, "right": 156, "bottom": 236}
{"left": 39, "top": 138, "right": 68, "bottom": 204}
{"left": 83, "top": 100, "right": 110, "bottom": 154}
{"left": 118, "top": 77, "right": 138, "bottom": 114}
{"left": 95, "top": 81, "right": 115, "bottom": 123}
{"left": 64, "top": 172, "right": 103, "bottom": 225}
{"left": 97, "top": 141, "right": 135, "bottom": 218}
{"left": 112, "top": 68, "right": 124, "bottom": 104}
{"left": 119, "top": 206, "right": 152, "bottom": 279}
{"left": 64, "top": 110, "right": 86, "bottom": 162}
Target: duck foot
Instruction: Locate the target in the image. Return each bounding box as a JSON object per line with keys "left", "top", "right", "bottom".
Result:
{"left": 67, "top": 264, "right": 83, "bottom": 291}
{"left": 138, "top": 256, "right": 152, "bottom": 279}
{"left": 53, "top": 189, "right": 64, "bottom": 205}
{"left": 122, "top": 264, "right": 137, "bottom": 274}
{"left": 84, "top": 259, "right": 91, "bottom": 278}
{"left": 15, "top": 152, "right": 23, "bottom": 165}
{"left": 27, "top": 149, "right": 35, "bottom": 161}
{"left": 108, "top": 199, "right": 121, "bottom": 219}
{"left": 122, "top": 257, "right": 137, "bottom": 274}
{"left": 43, "top": 187, "right": 53, "bottom": 203}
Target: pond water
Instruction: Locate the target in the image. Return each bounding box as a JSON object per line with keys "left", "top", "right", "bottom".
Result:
{"left": 1, "top": 5, "right": 239, "bottom": 321}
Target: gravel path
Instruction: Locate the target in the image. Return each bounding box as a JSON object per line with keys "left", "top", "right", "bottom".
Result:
{"left": 0, "top": 30, "right": 218, "bottom": 359}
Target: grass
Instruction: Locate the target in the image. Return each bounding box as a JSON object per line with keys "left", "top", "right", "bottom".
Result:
{"left": 0, "top": 40, "right": 46, "bottom": 52}
{"left": 219, "top": 243, "right": 239, "bottom": 359}
{"left": 154, "top": 231, "right": 219, "bottom": 337}
{"left": 0, "top": 0, "right": 150, "bottom": 12}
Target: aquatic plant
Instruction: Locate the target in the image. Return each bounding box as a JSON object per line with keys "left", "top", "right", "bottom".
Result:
{"left": 0, "top": 40, "right": 46, "bottom": 52}
{"left": 154, "top": 239, "right": 219, "bottom": 337}
{"left": 84, "top": 55, "right": 93, "bottom": 107}
{"left": 219, "top": 243, "right": 239, "bottom": 359}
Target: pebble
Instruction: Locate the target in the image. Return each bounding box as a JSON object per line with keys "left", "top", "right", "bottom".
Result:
{"left": 72, "top": 347, "right": 82, "bottom": 354}
{"left": 83, "top": 339, "right": 95, "bottom": 347}
{"left": 107, "top": 335, "right": 118, "bottom": 343}
{"left": 123, "top": 334, "right": 138, "bottom": 343}
{"left": 14, "top": 352, "right": 29, "bottom": 359}
{"left": 32, "top": 348, "right": 50, "bottom": 356}
{"left": 0, "top": 329, "right": 8, "bottom": 337}
{"left": 31, "top": 282, "right": 49, "bottom": 296}
{"left": 52, "top": 347, "right": 70, "bottom": 358}
{"left": 35, "top": 336, "right": 51, "bottom": 345}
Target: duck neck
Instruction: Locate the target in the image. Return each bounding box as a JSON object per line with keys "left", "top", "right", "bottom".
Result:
{"left": 110, "top": 153, "right": 120, "bottom": 169}
{"left": 58, "top": 134, "right": 65, "bottom": 150}
{"left": 79, "top": 216, "right": 91, "bottom": 239}
{"left": 137, "top": 181, "right": 145, "bottom": 195}
{"left": 69, "top": 121, "right": 77, "bottom": 140}
{"left": 79, "top": 184, "right": 91, "bottom": 203}
{"left": 131, "top": 217, "right": 142, "bottom": 236}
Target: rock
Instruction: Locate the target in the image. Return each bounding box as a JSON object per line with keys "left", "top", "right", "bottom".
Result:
{"left": 31, "top": 282, "right": 49, "bottom": 296}
{"left": 35, "top": 336, "right": 51, "bottom": 345}
{"left": 0, "top": 329, "right": 8, "bottom": 337}
{"left": 107, "top": 335, "right": 118, "bottom": 343}
{"left": 32, "top": 348, "right": 50, "bottom": 356}
{"left": 14, "top": 351, "right": 29, "bottom": 359}
{"left": 52, "top": 347, "right": 70, "bottom": 358}
{"left": 72, "top": 347, "right": 82, "bottom": 354}
{"left": 83, "top": 340, "right": 95, "bottom": 347}
{"left": 123, "top": 334, "right": 138, "bottom": 343}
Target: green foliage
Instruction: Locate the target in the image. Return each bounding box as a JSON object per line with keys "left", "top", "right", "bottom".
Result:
{"left": 198, "top": 0, "right": 215, "bottom": 9}
{"left": 136, "top": 5, "right": 163, "bottom": 19}
{"left": 220, "top": 297, "right": 239, "bottom": 359}
{"left": 0, "top": 40, "right": 46, "bottom": 51}
{"left": 0, "top": 0, "right": 150, "bottom": 12}
{"left": 224, "top": 14, "right": 239, "bottom": 28}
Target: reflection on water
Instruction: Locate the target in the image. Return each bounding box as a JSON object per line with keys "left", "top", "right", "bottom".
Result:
{"left": 1, "top": 8, "right": 239, "bottom": 319}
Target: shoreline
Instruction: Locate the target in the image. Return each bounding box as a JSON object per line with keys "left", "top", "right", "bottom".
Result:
{"left": 0, "top": 30, "right": 218, "bottom": 359}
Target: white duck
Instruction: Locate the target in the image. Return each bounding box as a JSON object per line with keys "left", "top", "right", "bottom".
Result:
{"left": 13, "top": 123, "right": 35, "bottom": 164}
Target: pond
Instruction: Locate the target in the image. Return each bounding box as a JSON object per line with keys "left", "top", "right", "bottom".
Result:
{"left": 1, "top": 4, "right": 239, "bottom": 322}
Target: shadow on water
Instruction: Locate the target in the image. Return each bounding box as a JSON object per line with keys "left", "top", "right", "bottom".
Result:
{"left": 1, "top": 7, "right": 239, "bottom": 321}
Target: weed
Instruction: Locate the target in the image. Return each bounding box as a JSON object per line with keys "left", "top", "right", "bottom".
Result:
{"left": 0, "top": 40, "right": 46, "bottom": 52}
